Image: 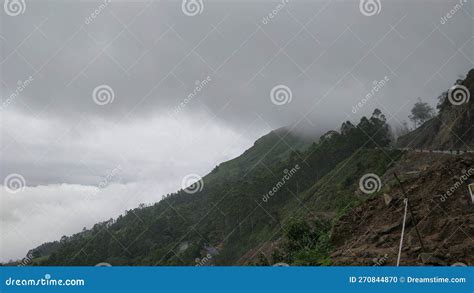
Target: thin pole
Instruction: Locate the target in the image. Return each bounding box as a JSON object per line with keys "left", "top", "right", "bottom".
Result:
{"left": 397, "top": 198, "right": 409, "bottom": 266}
{"left": 393, "top": 172, "right": 425, "bottom": 251}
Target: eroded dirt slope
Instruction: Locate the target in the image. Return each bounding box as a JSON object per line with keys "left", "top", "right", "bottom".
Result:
{"left": 331, "top": 152, "right": 474, "bottom": 266}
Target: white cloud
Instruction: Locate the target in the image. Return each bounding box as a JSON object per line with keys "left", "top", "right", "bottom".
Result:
{"left": 1, "top": 110, "right": 265, "bottom": 186}
{"left": 0, "top": 110, "right": 266, "bottom": 261}
{"left": 1, "top": 182, "right": 161, "bottom": 262}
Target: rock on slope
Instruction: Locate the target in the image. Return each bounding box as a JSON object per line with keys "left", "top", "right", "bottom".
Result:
{"left": 331, "top": 151, "right": 474, "bottom": 266}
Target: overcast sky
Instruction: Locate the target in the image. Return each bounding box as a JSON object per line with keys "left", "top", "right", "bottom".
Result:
{"left": 1, "top": 0, "right": 473, "bottom": 261}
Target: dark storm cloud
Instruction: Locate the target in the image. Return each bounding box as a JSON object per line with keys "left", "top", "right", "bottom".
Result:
{"left": 1, "top": 0, "right": 472, "bottom": 129}
{"left": 1, "top": 0, "right": 473, "bottom": 261}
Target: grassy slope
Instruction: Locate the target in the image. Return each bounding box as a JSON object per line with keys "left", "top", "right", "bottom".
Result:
{"left": 251, "top": 149, "right": 403, "bottom": 266}
{"left": 34, "top": 128, "right": 317, "bottom": 266}
{"left": 30, "top": 115, "right": 394, "bottom": 266}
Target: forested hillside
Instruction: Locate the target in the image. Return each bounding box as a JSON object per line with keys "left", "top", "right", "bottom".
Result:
{"left": 25, "top": 109, "right": 393, "bottom": 266}
{"left": 12, "top": 69, "right": 474, "bottom": 267}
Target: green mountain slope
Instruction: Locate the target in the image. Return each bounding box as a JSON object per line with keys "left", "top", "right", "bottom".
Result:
{"left": 249, "top": 148, "right": 402, "bottom": 266}
{"left": 26, "top": 111, "right": 392, "bottom": 266}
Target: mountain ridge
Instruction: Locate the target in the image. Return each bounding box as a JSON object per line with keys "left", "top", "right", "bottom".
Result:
{"left": 8, "top": 69, "right": 474, "bottom": 267}
{"left": 15, "top": 109, "right": 392, "bottom": 266}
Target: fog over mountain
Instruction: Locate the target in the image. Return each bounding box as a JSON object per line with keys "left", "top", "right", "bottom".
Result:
{"left": 1, "top": 0, "right": 473, "bottom": 261}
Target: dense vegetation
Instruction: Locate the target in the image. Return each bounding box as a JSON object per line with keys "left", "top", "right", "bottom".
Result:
{"left": 397, "top": 69, "right": 474, "bottom": 149}
{"left": 254, "top": 148, "right": 402, "bottom": 266}
{"left": 25, "top": 109, "right": 396, "bottom": 266}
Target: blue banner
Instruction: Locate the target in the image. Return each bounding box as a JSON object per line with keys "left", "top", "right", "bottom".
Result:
{"left": 1, "top": 267, "right": 473, "bottom": 292}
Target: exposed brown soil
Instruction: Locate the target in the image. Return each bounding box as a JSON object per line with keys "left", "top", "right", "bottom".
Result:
{"left": 331, "top": 152, "right": 474, "bottom": 266}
